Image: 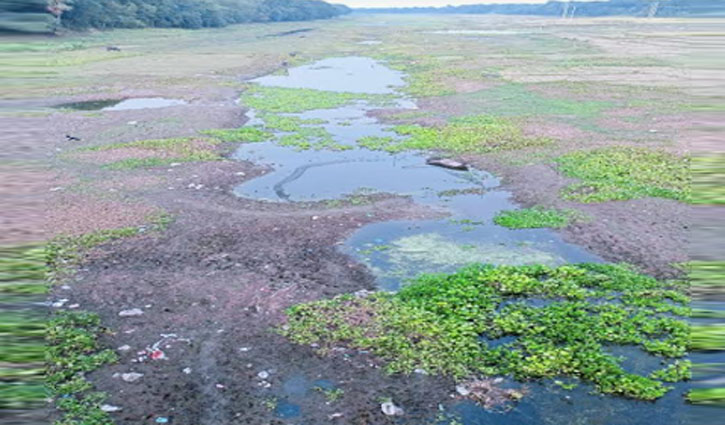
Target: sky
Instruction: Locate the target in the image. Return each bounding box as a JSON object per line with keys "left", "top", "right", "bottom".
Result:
{"left": 338, "top": 0, "right": 602, "bottom": 8}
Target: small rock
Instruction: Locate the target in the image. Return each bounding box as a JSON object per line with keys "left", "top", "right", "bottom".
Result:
{"left": 215, "top": 384, "right": 225, "bottom": 389}
{"left": 127, "top": 120, "right": 138, "bottom": 125}
{"left": 456, "top": 384, "right": 470, "bottom": 396}
{"left": 381, "top": 401, "right": 404, "bottom": 416}
{"left": 117, "top": 345, "right": 132, "bottom": 352}
{"left": 155, "top": 417, "right": 169, "bottom": 424}
{"left": 312, "top": 216, "right": 320, "bottom": 220}
{"left": 121, "top": 372, "right": 144, "bottom": 383}
{"left": 69, "top": 303, "right": 80, "bottom": 309}
{"left": 100, "top": 404, "right": 122, "bottom": 412}
{"left": 118, "top": 308, "right": 143, "bottom": 317}
{"left": 426, "top": 157, "right": 468, "bottom": 171}
{"left": 329, "top": 412, "right": 343, "bottom": 420}
{"left": 52, "top": 299, "right": 69, "bottom": 308}
{"left": 257, "top": 371, "right": 270, "bottom": 380}
{"left": 182, "top": 367, "right": 192, "bottom": 375}
{"left": 239, "top": 347, "right": 251, "bottom": 352}
{"left": 414, "top": 368, "right": 428, "bottom": 375}
{"left": 235, "top": 172, "right": 246, "bottom": 176}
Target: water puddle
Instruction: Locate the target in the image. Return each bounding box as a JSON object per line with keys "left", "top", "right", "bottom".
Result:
{"left": 54, "top": 97, "right": 186, "bottom": 111}
{"left": 231, "top": 56, "right": 713, "bottom": 425}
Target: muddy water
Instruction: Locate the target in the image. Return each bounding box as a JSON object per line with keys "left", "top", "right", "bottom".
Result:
{"left": 232, "top": 57, "right": 714, "bottom": 424}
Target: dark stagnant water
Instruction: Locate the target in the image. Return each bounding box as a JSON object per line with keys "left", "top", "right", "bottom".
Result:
{"left": 231, "top": 57, "right": 721, "bottom": 424}
{"left": 54, "top": 97, "right": 186, "bottom": 111}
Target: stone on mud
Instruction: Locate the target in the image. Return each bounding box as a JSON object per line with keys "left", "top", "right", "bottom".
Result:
{"left": 119, "top": 308, "right": 144, "bottom": 317}
{"left": 381, "top": 401, "right": 404, "bottom": 416}
{"left": 121, "top": 372, "right": 144, "bottom": 383}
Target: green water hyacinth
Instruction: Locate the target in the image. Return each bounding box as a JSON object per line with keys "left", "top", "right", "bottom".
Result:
{"left": 283, "top": 263, "right": 691, "bottom": 401}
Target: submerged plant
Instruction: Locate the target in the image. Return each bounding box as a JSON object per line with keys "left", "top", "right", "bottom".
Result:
{"left": 557, "top": 147, "right": 690, "bottom": 203}
{"left": 283, "top": 263, "right": 691, "bottom": 401}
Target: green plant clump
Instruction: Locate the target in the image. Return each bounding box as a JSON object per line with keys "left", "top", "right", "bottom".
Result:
{"left": 557, "top": 147, "right": 690, "bottom": 203}
{"left": 357, "top": 115, "right": 549, "bottom": 154}
{"left": 494, "top": 207, "right": 581, "bottom": 229}
{"left": 240, "top": 85, "right": 392, "bottom": 113}
{"left": 283, "top": 263, "right": 691, "bottom": 401}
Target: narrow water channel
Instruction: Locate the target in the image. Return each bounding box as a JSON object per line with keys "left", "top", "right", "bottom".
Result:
{"left": 231, "top": 57, "right": 716, "bottom": 425}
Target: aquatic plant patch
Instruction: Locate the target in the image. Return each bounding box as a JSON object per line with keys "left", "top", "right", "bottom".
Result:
{"left": 557, "top": 147, "right": 690, "bottom": 203}
{"left": 283, "top": 263, "right": 691, "bottom": 401}
{"left": 240, "top": 85, "right": 393, "bottom": 113}
{"left": 493, "top": 207, "right": 586, "bottom": 229}
{"left": 357, "top": 115, "right": 550, "bottom": 154}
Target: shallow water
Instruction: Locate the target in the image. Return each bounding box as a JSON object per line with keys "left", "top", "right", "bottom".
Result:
{"left": 55, "top": 97, "right": 186, "bottom": 111}
{"left": 232, "top": 56, "right": 722, "bottom": 425}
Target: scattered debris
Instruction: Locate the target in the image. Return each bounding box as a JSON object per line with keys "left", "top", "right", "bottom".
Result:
{"left": 182, "top": 367, "right": 192, "bottom": 375}
{"left": 118, "top": 308, "right": 144, "bottom": 317}
{"left": 426, "top": 157, "right": 468, "bottom": 171}
{"left": 414, "top": 368, "right": 428, "bottom": 375}
{"left": 100, "top": 404, "right": 122, "bottom": 413}
{"left": 455, "top": 384, "right": 470, "bottom": 396}
{"left": 239, "top": 347, "right": 251, "bottom": 352}
{"left": 257, "top": 371, "right": 270, "bottom": 380}
{"left": 381, "top": 401, "right": 404, "bottom": 416}
{"left": 455, "top": 379, "right": 525, "bottom": 410}
{"left": 216, "top": 384, "right": 225, "bottom": 389}
{"left": 121, "top": 372, "right": 144, "bottom": 383}
{"left": 52, "top": 299, "right": 69, "bottom": 308}
{"left": 117, "top": 345, "right": 131, "bottom": 352}
{"left": 329, "top": 412, "right": 343, "bottom": 419}
{"left": 106, "top": 46, "right": 122, "bottom": 52}
{"left": 134, "top": 334, "right": 191, "bottom": 362}
{"left": 155, "top": 417, "right": 169, "bottom": 424}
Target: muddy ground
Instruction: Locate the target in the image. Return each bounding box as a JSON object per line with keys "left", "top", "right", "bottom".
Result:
{"left": 4, "top": 14, "right": 721, "bottom": 425}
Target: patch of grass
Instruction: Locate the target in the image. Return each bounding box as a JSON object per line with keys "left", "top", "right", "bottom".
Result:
{"left": 687, "top": 388, "right": 725, "bottom": 406}
{"left": 691, "top": 325, "right": 725, "bottom": 351}
{"left": 315, "top": 387, "right": 344, "bottom": 402}
{"left": 691, "top": 154, "right": 725, "bottom": 205}
{"left": 690, "top": 262, "right": 725, "bottom": 291}
{"left": 358, "top": 115, "right": 549, "bottom": 154}
{"left": 283, "top": 263, "right": 690, "bottom": 401}
{"left": 82, "top": 137, "right": 222, "bottom": 170}
{"left": 493, "top": 207, "right": 583, "bottom": 229}
{"left": 0, "top": 245, "right": 46, "bottom": 410}
{"left": 459, "top": 83, "right": 611, "bottom": 119}
{"left": 557, "top": 147, "right": 690, "bottom": 203}
{"left": 201, "top": 127, "right": 272, "bottom": 143}
{"left": 240, "top": 85, "right": 392, "bottom": 113}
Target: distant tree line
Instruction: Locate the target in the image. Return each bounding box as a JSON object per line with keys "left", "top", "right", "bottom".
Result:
{"left": 0, "top": 0, "right": 350, "bottom": 33}
{"left": 357, "top": 0, "right": 725, "bottom": 18}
